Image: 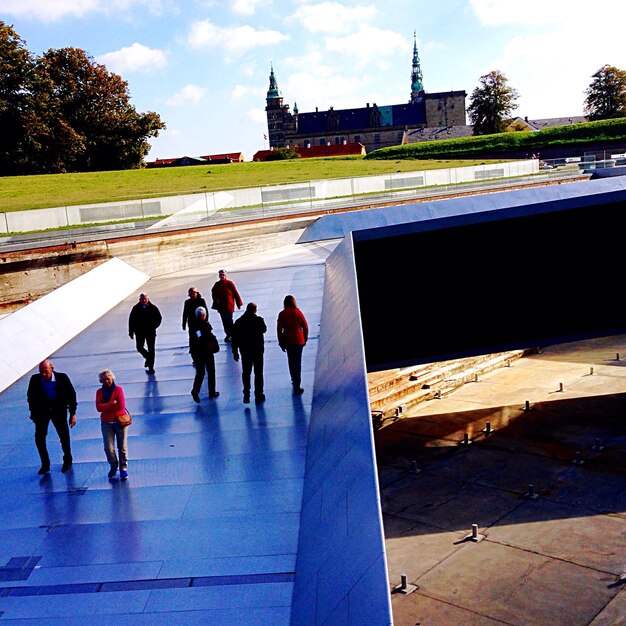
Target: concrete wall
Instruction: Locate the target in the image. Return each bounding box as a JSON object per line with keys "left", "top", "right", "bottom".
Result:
{"left": 0, "top": 258, "right": 149, "bottom": 393}
{"left": 291, "top": 234, "right": 392, "bottom": 626}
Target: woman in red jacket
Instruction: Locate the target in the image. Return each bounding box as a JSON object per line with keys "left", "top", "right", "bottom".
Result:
{"left": 96, "top": 369, "right": 129, "bottom": 480}
{"left": 276, "top": 294, "right": 309, "bottom": 395}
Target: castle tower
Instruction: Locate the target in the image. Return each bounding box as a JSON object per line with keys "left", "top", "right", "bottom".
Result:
{"left": 410, "top": 31, "right": 424, "bottom": 101}
{"left": 265, "top": 65, "right": 287, "bottom": 148}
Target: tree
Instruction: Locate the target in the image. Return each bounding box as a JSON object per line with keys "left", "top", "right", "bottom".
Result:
{"left": 467, "top": 70, "right": 519, "bottom": 135}
{"left": 35, "top": 48, "right": 165, "bottom": 172}
{"left": 0, "top": 21, "right": 165, "bottom": 174}
{"left": 0, "top": 21, "right": 39, "bottom": 175}
{"left": 584, "top": 65, "right": 626, "bottom": 121}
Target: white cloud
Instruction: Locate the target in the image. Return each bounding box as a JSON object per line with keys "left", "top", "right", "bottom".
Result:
{"left": 470, "top": 0, "right": 626, "bottom": 26}
{"left": 232, "top": 85, "right": 249, "bottom": 100}
{"left": 96, "top": 43, "right": 167, "bottom": 74}
{"left": 291, "top": 2, "right": 376, "bottom": 34}
{"left": 232, "top": 0, "right": 265, "bottom": 15}
{"left": 187, "top": 20, "right": 289, "bottom": 54}
{"left": 0, "top": 0, "right": 100, "bottom": 21}
{"left": 165, "top": 84, "right": 207, "bottom": 106}
{"left": 247, "top": 108, "right": 267, "bottom": 125}
{"left": 0, "top": 0, "right": 170, "bottom": 21}
{"left": 325, "top": 26, "right": 407, "bottom": 66}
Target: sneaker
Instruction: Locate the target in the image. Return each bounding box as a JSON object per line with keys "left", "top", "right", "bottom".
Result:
{"left": 255, "top": 394, "right": 266, "bottom": 403}
{"left": 224, "top": 336, "right": 232, "bottom": 343}
{"left": 147, "top": 368, "right": 155, "bottom": 375}
{"left": 38, "top": 466, "right": 50, "bottom": 475}
{"left": 191, "top": 390, "right": 200, "bottom": 403}
{"left": 108, "top": 467, "right": 117, "bottom": 479}
{"left": 209, "top": 391, "right": 220, "bottom": 399}
{"left": 120, "top": 469, "right": 128, "bottom": 481}
{"left": 293, "top": 387, "right": 304, "bottom": 395}
{"left": 61, "top": 460, "right": 72, "bottom": 473}
{"left": 243, "top": 394, "right": 250, "bottom": 404}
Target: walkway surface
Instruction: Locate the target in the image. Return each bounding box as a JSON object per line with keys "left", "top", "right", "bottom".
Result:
{"left": 377, "top": 334, "right": 626, "bottom": 626}
{"left": 0, "top": 240, "right": 332, "bottom": 624}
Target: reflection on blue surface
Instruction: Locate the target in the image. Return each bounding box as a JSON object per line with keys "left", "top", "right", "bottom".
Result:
{"left": 0, "top": 258, "right": 324, "bottom": 623}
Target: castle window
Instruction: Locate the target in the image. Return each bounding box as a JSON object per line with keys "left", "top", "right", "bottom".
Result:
{"left": 354, "top": 135, "right": 361, "bottom": 143}
{"left": 374, "top": 133, "right": 381, "bottom": 143}
{"left": 335, "top": 137, "right": 340, "bottom": 144}
{"left": 319, "top": 138, "right": 326, "bottom": 146}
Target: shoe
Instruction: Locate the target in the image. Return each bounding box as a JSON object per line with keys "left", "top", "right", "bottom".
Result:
{"left": 255, "top": 394, "right": 266, "bottom": 403}
{"left": 61, "top": 460, "right": 72, "bottom": 473}
{"left": 243, "top": 393, "right": 250, "bottom": 404}
{"left": 209, "top": 391, "right": 220, "bottom": 399}
{"left": 108, "top": 467, "right": 117, "bottom": 479}
{"left": 120, "top": 469, "right": 128, "bottom": 481}
{"left": 191, "top": 390, "right": 200, "bottom": 403}
{"left": 224, "top": 336, "right": 232, "bottom": 343}
{"left": 293, "top": 387, "right": 304, "bottom": 395}
{"left": 144, "top": 359, "right": 148, "bottom": 367}
{"left": 38, "top": 466, "right": 50, "bottom": 475}
{"left": 147, "top": 368, "right": 155, "bottom": 375}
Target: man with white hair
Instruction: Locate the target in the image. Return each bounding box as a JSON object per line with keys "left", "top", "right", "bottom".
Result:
{"left": 189, "top": 306, "right": 220, "bottom": 402}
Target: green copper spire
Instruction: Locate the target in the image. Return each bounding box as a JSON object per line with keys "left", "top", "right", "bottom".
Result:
{"left": 410, "top": 32, "right": 424, "bottom": 98}
{"left": 267, "top": 64, "right": 281, "bottom": 99}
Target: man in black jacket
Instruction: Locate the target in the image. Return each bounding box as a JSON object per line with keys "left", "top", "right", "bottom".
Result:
{"left": 232, "top": 302, "right": 267, "bottom": 404}
{"left": 129, "top": 292, "right": 162, "bottom": 374}
{"left": 182, "top": 287, "right": 207, "bottom": 357}
{"left": 27, "top": 359, "right": 77, "bottom": 474}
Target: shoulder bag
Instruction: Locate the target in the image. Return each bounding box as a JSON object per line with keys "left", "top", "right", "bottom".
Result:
{"left": 116, "top": 409, "right": 132, "bottom": 427}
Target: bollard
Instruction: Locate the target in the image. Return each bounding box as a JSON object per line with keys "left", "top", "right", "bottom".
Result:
{"left": 558, "top": 382, "right": 563, "bottom": 392}
{"left": 471, "top": 524, "right": 478, "bottom": 539}
{"left": 617, "top": 353, "right": 620, "bottom": 361}
{"left": 524, "top": 400, "right": 531, "bottom": 412}
{"left": 590, "top": 367, "right": 594, "bottom": 375}
{"left": 463, "top": 433, "right": 470, "bottom": 445}
{"left": 400, "top": 573, "right": 407, "bottom": 591}
{"left": 411, "top": 460, "right": 419, "bottom": 474}
{"left": 528, "top": 484, "right": 534, "bottom": 497}
{"left": 474, "top": 373, "right": 478, "bottom": 382}
{"left": 483, "top": 421, "right": 492, "bottom": 435}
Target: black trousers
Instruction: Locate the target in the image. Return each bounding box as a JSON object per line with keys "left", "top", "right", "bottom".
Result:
{"left": 241, "top": 350, "right": 264, "bottom": 397}
{"left": 34, "top": 413, "right": 72, "bottom": 468}
{"left": 135, "top": 332, "right": 156, "bottom": 368}
{"left": 286, "top": 344, "right": 304, "bottom": 389}
{"left": 192, "top": 352, "right": 216, "bottom": 396}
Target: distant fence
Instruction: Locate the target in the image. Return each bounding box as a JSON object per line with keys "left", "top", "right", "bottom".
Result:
{"left": 0, "top": 160, "right": 541, "bottom": 237}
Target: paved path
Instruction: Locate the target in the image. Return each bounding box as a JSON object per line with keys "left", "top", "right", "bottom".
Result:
{"left": 377, "top": 334, "right": 626, "bottom": 625}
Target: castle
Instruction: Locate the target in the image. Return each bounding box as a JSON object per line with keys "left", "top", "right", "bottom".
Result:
{"left": 265, "top": 34, "right": 467, "bottom": 154}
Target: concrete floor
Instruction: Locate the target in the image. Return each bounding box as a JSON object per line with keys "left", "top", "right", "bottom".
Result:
{"left": 376, "top": 334, "right": 626, "bottom": 626}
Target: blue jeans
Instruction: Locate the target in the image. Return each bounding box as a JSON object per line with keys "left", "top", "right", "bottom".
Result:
{"left": 101, "top": 421, "right": 128, "bottom": 471}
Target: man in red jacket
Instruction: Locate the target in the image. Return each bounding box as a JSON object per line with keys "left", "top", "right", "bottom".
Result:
{"left": 210, "top": 269, "right": 242, "bottom": 343}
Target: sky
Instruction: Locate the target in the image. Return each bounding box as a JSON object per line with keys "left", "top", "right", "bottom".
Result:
{"left": 2, "top": 0, "right": 626, "bottom": 162}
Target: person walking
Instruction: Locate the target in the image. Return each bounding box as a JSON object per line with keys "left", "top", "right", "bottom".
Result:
{"left": 128, "top": 292, "right": 162, "bottom": 374}
{"left": 27, "top": 359, "right": 77, "bottom": 474}
{"left": 95, "top": 369, "right": 129, "bottom": 481}
{"left": 182, "top": 286, "right": 208, "bottom": 344}
{"left": 232, "top": 302, "right": 267, "bottom": 404}
{"left": 276, "top": 294, "right": 309, "bottom": 395}
{"left": 210, "top": 269, "right": 242, "bottom": 343}
{"left": 190, "top": 306, "right": 220, "bottom": 402}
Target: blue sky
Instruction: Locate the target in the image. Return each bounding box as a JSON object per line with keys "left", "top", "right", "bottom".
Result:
{"left": 2, "top": 0, "right": 626, "bottom": 162}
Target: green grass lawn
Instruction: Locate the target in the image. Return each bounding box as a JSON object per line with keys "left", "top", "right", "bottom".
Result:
{"left": 0, "top": 156, "right": 500, "bottom": 212}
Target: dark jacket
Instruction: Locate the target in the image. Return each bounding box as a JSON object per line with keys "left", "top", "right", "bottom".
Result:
{"left": 232, "top": 311, "right": 267, "bottom": 355}
{"left": 182, "top": 296, "right": 208, "bottom": 333}
{"left": 27, "top": 371, "right": 77, "bottom": 420}
{"left": 189, "top": 318, "right": 216, "bottom": 358}
{"left": 129, "top": 301, "right": 162, "bottom": 337}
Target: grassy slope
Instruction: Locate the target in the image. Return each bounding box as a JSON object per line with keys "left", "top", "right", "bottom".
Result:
{"left": 0, "top": 156, "right": 499, "bottom": 213}
{"left": 367, "top": 117, "right": 626, "bottom": 160}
